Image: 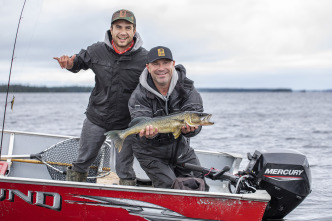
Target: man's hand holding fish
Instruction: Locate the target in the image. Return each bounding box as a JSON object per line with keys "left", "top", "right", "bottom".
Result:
{"left": 139, "top": 124, "right": 198, "bottom": 139}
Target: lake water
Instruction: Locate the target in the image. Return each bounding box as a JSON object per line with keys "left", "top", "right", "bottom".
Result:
{"left": 1, "top": 92, "right": 332, "bottom": 220}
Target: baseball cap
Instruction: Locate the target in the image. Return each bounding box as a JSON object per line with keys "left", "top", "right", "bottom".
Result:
{"left": 147, "top": 46, "right": 173, "bottom": 63}
{"left": 111, "top": 9, "right": 136, "bottom": 25}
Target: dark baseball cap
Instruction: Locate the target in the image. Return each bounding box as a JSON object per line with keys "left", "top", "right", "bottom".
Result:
{"left": 147, "top": 46, "right": 173, "bottom": 63}
{"left": 111, "top": 9, "right": 136, "bottom": 25}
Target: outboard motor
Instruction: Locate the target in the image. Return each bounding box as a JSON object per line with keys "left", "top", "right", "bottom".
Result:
{"left": 181, "top": 149, "right": 312, "bottom": 220}
{"left": 245, "top": 149, "right": 312, "bottom": 220}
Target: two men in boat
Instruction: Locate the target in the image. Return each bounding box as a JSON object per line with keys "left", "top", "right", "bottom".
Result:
{"left": 54, "top": 10, "right": 205, "bottom": 189}
{"left": 54, "top": 9, "right": 148, "bottom": 185}
{"left": 128, "top": 46, "right": 205, "bottom": 189}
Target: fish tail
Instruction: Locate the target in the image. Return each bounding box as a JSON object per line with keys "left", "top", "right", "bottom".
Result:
{"left": 105, "top": 130, "right": 125, "bottom": 152}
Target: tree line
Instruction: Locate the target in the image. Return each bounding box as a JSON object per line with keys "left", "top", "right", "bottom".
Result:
{"left": 0, "top": 84, "right": 93, "bottom": 93}
{"left": 4, "top": 84, "right": 331, "bottom": 93}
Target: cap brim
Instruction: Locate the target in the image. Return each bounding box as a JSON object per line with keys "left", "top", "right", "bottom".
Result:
{"left": 112, "top": 18, "right": 135, "bottom": 24}
{"left": 148, "top": 58, "right": 173, "bottom": 63}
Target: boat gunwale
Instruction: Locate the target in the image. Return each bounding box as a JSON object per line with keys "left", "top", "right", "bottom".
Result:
{"left": 2, "top": 130, "right": 243, "bottom": 158}
{"left": 2, "top": 130, "right": 75, "bottom": 139}
{"left": 0, "top": 176, "right": 270, "bottom": 202}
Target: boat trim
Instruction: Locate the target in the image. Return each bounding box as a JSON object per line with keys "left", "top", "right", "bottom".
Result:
{"left": 0, "top": 176, "right": 270, "bottom": 202}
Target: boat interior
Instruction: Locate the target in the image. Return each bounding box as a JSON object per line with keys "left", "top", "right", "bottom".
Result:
{"left": 0, "top": 130, "right": 243, "bottom": 193}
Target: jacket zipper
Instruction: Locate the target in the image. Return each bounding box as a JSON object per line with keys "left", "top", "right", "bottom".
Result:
{"left": 164, "top": 95, "right": 169, "bottom": 115}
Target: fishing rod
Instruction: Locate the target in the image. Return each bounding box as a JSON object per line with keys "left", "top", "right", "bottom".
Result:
{"left": 0, "top": 158, "right": 112, "bottom": 172}
{"left": 0, "top": 0, "right": 27, "bottom": 156}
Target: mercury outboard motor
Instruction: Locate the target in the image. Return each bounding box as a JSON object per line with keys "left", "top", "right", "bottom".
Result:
{"left": 245, "top": 149, "right": 312, "bottom": 220}
{"left": 181, "top": 149, "right": 312, "bottom": 220}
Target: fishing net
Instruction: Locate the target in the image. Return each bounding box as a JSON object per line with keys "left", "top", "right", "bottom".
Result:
{"left": 39, "top": 138, "right": 111, "bottom": 183}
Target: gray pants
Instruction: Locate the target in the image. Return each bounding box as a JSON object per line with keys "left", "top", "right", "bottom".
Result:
{"left": 135, "top": 146, "right": 200, "bottom": 188}
{"left": 72, "top": 118, "right": 136, "bottom": 180}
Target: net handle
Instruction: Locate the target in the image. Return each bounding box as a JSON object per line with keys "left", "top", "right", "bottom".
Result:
{"left": 2, "top": 138, "right": 112, "bottom": 179}
{"left": 2, "top": 159, "right": 111, "bottom": 171}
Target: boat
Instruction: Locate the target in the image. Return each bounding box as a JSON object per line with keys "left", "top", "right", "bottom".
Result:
{"left": 0, "top": 130, "right": 311, "bottom": 220}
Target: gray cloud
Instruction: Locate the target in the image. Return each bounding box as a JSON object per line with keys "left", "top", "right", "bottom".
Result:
{"left": 1, "top": 0, "right": 331, "bottom": 89}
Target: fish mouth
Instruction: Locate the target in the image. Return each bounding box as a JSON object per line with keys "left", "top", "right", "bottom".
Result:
{"left": 197, "top": 113, "right": 214, "bottom": 125}
{"left": 185, "top": 112, "right": 214, "bottom": 126}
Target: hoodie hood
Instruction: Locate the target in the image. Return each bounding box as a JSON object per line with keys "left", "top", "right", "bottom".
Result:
{"left": 104, "top": 30, "right": 143, "bottom": 52}
{"left": 139, "top": 67, "right": 179, "bottom": 100}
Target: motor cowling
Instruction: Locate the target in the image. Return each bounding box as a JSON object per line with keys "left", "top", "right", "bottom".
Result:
{"left": 245, "top": 149, "right": 312, "bottom": 220}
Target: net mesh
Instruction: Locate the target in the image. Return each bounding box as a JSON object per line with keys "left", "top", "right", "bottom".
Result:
{"left": 41, "top": 138, "right": 111, "bottom": 183}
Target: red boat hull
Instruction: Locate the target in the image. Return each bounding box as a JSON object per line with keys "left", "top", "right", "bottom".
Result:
{"left": 0, "top": 177, "right": 268, "bottom": 221}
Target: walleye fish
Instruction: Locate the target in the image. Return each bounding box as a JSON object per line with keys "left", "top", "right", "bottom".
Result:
{"left": 105, "top": 111, "right": 214, "bottom": 152}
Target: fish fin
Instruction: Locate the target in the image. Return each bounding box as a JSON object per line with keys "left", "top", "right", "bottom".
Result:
{"left": 105, "top": 130, "right": 125, "bottom": 152}
{"left": 173, "top": 128, "right": 182, "bottom": 139}
{"left": 128, "top": 117, "right": 150, "bottom": 127}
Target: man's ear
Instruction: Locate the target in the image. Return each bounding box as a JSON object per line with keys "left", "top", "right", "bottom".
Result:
{"left": 146, "top": 63, "right": 150, "bottom": 72}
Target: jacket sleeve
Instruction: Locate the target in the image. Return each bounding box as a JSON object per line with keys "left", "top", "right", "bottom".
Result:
{"left": 181, "top": 85, "right": 204, "bottom": 138}
{"left": 67, "top": 48, "right": 92, "bottom": 73}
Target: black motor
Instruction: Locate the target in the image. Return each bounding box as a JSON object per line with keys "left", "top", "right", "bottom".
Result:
{"left": 181, "top": 149, "right": 312, "bottom": 220}
{"left": 245, "top": 149, "right": 312, "bottom": 220}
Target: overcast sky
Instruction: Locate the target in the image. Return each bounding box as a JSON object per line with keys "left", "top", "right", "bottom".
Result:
{"left": 1, "top": 0, "right": 331, "bottom": 90}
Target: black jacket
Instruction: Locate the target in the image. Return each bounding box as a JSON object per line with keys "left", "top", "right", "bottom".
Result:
{"left": 69, "top": 30, "right": 148, "bottom": 130}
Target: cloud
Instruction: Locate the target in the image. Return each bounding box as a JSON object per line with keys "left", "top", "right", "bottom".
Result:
{"left": 1, "top": 0, "right": 332, "bottom": 89}
{"left": 183, "top": 50, "right": 332, "bottom": 76}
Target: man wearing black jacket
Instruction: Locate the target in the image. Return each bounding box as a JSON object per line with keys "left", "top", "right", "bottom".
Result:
{"left": 128, "top": 46, "right": 203, "bottom": 188}
{"left": 54, "top": 9, "right": 148, "bottom": 185}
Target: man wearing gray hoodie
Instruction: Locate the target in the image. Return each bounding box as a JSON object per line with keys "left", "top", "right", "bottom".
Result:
{"left": 128, "top": 46, "right": 203, "bottom": 188}
{"left": 54, "top": 9, "right": 148, "bottom": 185}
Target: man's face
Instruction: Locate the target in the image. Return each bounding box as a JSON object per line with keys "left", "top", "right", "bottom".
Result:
{"left": 110, "top": 20, "right": 136, "bottom": 51}
{"left": 146, "top": 59, "right": 175, "bottom": 87}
